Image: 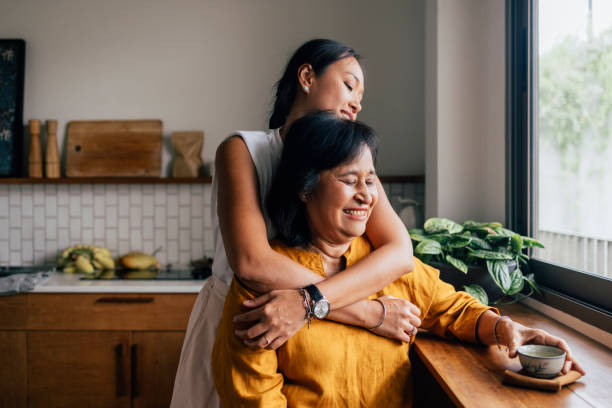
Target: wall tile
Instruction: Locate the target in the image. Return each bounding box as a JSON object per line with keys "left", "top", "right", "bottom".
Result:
{"left": 118, "top": 218, "right": 129, "bottom": 240}
{"left": 0, "top": 218, "right": 9, "bottom": 240}
{"left": 179, "top": 206, "right": 190, "bottom": 229}
{"left": 82, "top": 185, "right": 93, "bottom": 205}
{"left": 0, "top": 195, "right": 8, "bottom": 217}
{"left": 82, "top": 229, "right": 93, "bottom": 243}
{"left": 94, "top": 218, "right": 105, "bottom": 239}
{"left": 69, "top": 195, "right": 81, "bottom": 217}
{"left": 82, "top": 206, "right": 93, "bottom": 228}
{"left": 94, "top": 196, "right": 105, "bottom": 217}
{"left": 10, "top": 228, "right": 21, "bottom": 251}
{"left": 45, "top": 218, "right": 57, "bottom": 241}
{"left": 21, "top": 194, "right": 33, "bottom": 217}
{"left": 10, "top": 207, "right": 22, "bottom": 227}
{"left": 70, "top": 218, "right": 82, "bottom": 242}
{"left": 0, "top": 240, "right": 9, "bottom": 264}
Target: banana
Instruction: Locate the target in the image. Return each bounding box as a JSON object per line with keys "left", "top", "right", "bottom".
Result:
{"left": 63, "top": 265, "right": 77, "bottom": 273}
{"left": 58, "top": 244, "right": 115, "bottom": 273}
{"left": 94, "top": 252, "right": 115, "bottom": 269}
{"left": 75, "top": 254, "right": 94, "bottom": 274}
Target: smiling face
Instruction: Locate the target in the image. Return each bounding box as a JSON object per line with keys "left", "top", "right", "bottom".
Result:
{"left": 303, "top": 56, "right": 364, "bottom": 121}
{"left": 303, "top": 145, "right": 378, "bottom": 245}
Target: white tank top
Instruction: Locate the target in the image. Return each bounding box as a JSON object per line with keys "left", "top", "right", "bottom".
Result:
{"left": 210, "top": 128, "right": 283, "bottom": 285}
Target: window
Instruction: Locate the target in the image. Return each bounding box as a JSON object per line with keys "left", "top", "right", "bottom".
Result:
{"left": 507, "top": 0, "right": 612, "bottom": 329}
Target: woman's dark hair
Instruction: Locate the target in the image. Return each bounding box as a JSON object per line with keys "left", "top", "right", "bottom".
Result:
{"left": 267, "top": 111, "right": 378, "bottom": 247}
{"left": 268, "top": 39, "right": 360, "bottom": 129}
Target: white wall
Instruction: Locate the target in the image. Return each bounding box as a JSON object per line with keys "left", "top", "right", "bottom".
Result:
{"left": 1, "top": 0, "right": 425, "bottom": 176}
{"left": 425, "top": 0, "right": 506, "bottom": 223}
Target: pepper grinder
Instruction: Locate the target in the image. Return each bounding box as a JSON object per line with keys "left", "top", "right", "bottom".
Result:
{"left": 28, "top": 119, "right": 42, "bottom": 178}
{"left": 45, "top": 120, "right": 60, "bottom": 178}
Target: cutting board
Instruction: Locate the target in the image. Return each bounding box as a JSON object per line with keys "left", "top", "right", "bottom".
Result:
{"left": 66, "top": 120, "right": 162, "bottom": 177}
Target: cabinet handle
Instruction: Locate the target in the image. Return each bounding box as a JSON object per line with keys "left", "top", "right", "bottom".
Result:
{"left": 131, "top": 344, "right": 140, "bottom": 398}
{"left": 96, "top": 297, "right": 154, "bottom": 304}
{"left": 115, "top": 343, "right": 128, "bottom": 397}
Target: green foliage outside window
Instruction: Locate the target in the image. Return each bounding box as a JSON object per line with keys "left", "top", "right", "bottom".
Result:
{"left": 539, "top": 29, "right": 612, "bottom": 172}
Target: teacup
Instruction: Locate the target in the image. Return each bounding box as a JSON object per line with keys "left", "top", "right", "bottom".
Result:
{"left": 517, "top": 344, "right": 566, "bottom": 378}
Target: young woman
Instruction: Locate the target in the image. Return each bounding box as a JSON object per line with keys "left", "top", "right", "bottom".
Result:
{"left": 171, "top": 39, "right": 418, "bottom": 408}
{"left": 212, "top": 112, "right": 585, "bottom": 407}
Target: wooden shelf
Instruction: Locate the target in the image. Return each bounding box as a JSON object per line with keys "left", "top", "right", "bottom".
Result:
{"left": 0, "top": 175, "right": 423, "bottom": 185}
{"left": 0, "top": 177, "right": 212, "bottom": 184}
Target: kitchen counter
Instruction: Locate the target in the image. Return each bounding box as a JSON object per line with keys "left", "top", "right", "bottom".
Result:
{"left": 31, "top": 271, "right": 206, "bottom": 293}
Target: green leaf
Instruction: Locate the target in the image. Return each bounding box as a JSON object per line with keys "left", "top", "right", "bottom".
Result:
{"left": 470, "top": 250, "right": 514, "bottom": 261}
{"left": 463, "top": 284, "right": 489, "bottom": 305}
{"left": 485, "top": 234, "right": 511, "bottom": 246}
{"left": 468, "top": 236, "right": 492, "bottom": 250}
{"left": 408, "top": 228, "right": 425, "bottom": 236}
{"left": 492, "top": 227, "right": 517, "bottom": 237}
{"left": 427, "top": 233, "right": 452, "bottom": 245}
{"left": 446, "top": 254, "right": 468, "bottom": 274}
{"left": 424, "top": 218, "right": 464, "bottom": 234}
{"left": 507, "top": 267, "right": 525, "bottom": 295}
{"left": 486, "top": 260, "right": 512, "bottom": 293}
{"left": 522, "top": 237, "right": 545, "bottom": 249}
{"left": 409, "top": 233, "right": 429, "bottom": 242}
{"left": 447, "top": 236, "right": 472, "bottom": 248}
{"left": 523, "top": 273, "right": 542, "bottom": 296}
{"left": 415, "top": 240, "right": 442, "bottom": 255}
{"left": 511, "top": 234, "right": 524, "bottom": 253}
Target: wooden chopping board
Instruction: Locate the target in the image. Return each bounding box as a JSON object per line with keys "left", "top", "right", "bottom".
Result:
{"left": 66, "top": 120, "right": 162, "bottom": 177}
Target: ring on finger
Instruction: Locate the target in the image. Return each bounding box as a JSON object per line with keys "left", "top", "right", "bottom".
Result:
{"left": 263, "top": 334, "right": 270, "bottom": 346}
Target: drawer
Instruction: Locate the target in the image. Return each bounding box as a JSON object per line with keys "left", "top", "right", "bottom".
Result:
{"left": 27, "top": 293, "right": 197, "bottom": 330}
{"left": 0, "top": 295, "right": 27, "bottom": 329}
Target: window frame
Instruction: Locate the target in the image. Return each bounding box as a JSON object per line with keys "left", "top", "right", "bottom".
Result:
{"left": 506, "top": 0, "right": 612, "bottom": 331}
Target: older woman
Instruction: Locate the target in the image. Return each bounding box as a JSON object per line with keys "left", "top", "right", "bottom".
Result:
{"left": 212, "top": 112, "right": 584, "bottom": 407}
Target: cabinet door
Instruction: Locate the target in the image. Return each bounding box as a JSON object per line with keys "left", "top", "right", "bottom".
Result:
{"left": 0, "top": 331, "right": 27, "bottom": 408}
{"left": 132, "top": 331, "right": 186, "bottom": 408}
{"left": 28, "top": 331, "right": 131, "bottom": 408}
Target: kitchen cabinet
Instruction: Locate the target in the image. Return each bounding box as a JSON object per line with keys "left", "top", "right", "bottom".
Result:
{"left": 0, "top": 331, "right": 27, "bottom": 408}
{"left": 0, "top": 292, "right": 196, "bottom": 408}
{"left": 28, "top": 331, "right": 131, "bottom": 408}
{"left": 132, "top": 332, "right": 185, "bottom": 408}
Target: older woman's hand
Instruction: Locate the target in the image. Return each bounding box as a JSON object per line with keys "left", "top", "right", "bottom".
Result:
{"left": 495, "top": 318, "right": 586, "bottom": 375}
{"left": 369, "top": 295, "right": 422, "bottom": 343}
{"left": 233, "top": 289, "right": 306, "bottom": 350}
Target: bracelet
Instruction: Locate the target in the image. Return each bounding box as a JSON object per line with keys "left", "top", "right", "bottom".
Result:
{"left": 494, "top": 315, "right": 511, "bottom": 351}
{"left": 298, "top": 288, "right": 313, "bottom": 329}
{"left": 368, "top": 298, "right": 386, "bottom": 330}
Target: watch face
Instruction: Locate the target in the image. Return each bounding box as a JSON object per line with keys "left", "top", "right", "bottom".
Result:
{"left": 313, "top": 300, "right": 330, "bottom": 319}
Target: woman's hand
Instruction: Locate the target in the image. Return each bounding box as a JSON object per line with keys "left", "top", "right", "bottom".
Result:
{"left": 233, "top": 289, "right": 306, "bottom": 350}
{"left": 495, "top": 318, "right": 586, "bottom": 375}
{"left": 369, "top": 295, "right": 422, "bottom": 343}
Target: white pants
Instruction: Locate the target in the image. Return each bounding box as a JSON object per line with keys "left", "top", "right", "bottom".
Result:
{"left": 170, "top": 276, "right": 229, "bottom": 408}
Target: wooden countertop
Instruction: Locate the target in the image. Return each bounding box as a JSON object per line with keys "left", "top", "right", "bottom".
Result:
{"left": 413, "top": 302, "right": 611, "bottom": 408}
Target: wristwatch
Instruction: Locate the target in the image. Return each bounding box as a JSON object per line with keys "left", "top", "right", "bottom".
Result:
{"left": 303, "top": 284, "right": 330, "bottom": 319}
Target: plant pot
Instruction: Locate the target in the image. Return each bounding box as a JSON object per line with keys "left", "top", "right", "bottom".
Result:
{"left": 429, "top": 261, "right": 518, "bottom": 304}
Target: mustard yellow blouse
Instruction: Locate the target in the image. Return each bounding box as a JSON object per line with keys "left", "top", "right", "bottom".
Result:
{"left": 212, "top": 237, "right": 497, "bottom": 407}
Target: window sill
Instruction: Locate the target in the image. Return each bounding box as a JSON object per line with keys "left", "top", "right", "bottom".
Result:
{"left": 413, "top": 302, "right": 611, "bottom": 408}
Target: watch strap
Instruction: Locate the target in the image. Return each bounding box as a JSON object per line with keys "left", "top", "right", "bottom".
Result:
{"left": 303, "top": 284, "right": 324, "bottom": 302}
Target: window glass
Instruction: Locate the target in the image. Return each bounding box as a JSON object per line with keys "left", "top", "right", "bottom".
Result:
{"left": 535, "top": 0, "right": 612, "bottom": 278}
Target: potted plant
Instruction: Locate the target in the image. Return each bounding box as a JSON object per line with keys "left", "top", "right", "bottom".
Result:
{"left": 409, "top": 218, "right": 544, "bottom": 305}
